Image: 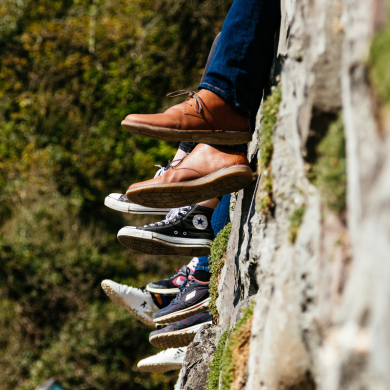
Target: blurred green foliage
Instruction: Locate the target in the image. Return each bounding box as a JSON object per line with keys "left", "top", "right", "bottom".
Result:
{"left": 0, "top": 0, "right": 232, "bottom": 389}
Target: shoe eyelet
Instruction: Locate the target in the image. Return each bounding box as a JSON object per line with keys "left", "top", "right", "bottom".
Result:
{"left": 173, "top": 219, "right": 176, "bottom": 222}
{"left": 182, "top": 211, "right": 187, "bottom": 215}
{"left": 174, "top": 231, "right": 178, "bottom": 234}
{"left": 183, "top": 232, "right": 187, "bottom": 235}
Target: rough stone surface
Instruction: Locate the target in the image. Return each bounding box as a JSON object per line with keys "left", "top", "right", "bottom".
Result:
{"left": 182, "top": 0, "right": 390, "bottom": 389}
{"left": 179, "top": 325, "right": 222, "bottom": 390}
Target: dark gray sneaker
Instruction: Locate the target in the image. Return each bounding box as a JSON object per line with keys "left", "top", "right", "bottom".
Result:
{"left": 153, "top": 276, "right": 210, "bottom": 324}
{"left": 146, "top": 265, "right": 193, "bottom": 295}
{"left": 149, "top": 310, "right": 213, "bottom": 348}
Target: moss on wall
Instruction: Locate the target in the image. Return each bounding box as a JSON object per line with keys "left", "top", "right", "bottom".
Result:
{"left": 209, "top": 223, "right": 232, "bottom": 322}
{"left": 369, "top": 5, "right": 390, "bottom": 126}
{"left": 309, "top": 114, "right": 346, "bottom": 214}
{"left": 257, "top": 85, "right": 282, "bottom": 215}
{"left": 220, "top": 301, "right": 255, "bottom": 390}
{"left": 206, "top": 330, "right": 229, "bottom": 390}
{"left": 289, "top": 205, "right": 307, "bottom": 243}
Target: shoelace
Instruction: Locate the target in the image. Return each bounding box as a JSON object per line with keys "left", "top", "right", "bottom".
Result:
{"left": 154, "top": 158, "right": 185, "bottom": 178}
{"left": 154, "top": 165, "right": 167, "bottom": 178}
{"left": 169, "top": 274, "right": 194, "bottom": 304}
{"left": 167, "top": 90, "right": 203, "bottom": 114}
{"left": 143, "top": 206, "right": 192, "bottom": 228}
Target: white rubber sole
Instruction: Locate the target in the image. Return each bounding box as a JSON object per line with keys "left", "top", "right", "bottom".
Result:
{"left": 104, "top": 196, "right": 170, "bottom": 215}
{"left": 154, "top": 298, "right": 211, "bottom": 325}
{"left": 101, "top": 281, "right": 155, "bottom": 327}
{"left": 137, "top": 362, "right": 183, "bottom": 373}
{"left": 149, "top": 321, "right": 212, "bottom": 348}
{"left": 117, "top": 227, "right": 212, "bottom": 256}
{"left": 146, "top": 285, "right": 180, "bottom": 294}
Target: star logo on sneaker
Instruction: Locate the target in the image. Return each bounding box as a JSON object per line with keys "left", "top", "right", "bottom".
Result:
{"left": 193, "top": 214, "right": 208, "bottom": 230}
{"left": 185, "top": 290, "right": 196, "bottom": 301}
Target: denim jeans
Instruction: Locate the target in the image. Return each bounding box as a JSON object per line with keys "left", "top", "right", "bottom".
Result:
{"left": 178, "top": 33, "right": 222, "bottom": 155}
{"left": 195, "top": 193, "right": 231, "bottom": 272}
{"left": 199, "top": 0, "right": 281, "bottom": 119}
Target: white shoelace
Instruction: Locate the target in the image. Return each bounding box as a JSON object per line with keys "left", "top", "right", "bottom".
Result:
{"left": 144, "top": 206, "right": 192, "bottom": 227}
{"left": 154, "top": 165, "right": 167, "bottom": 178}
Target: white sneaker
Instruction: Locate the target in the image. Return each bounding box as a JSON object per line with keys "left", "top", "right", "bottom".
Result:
{"left": 105, "top": 165, "right": 171, "bottom": 215}
{"left": 104, "top": 193, "right": 171, "bottom": 215}
{"left": 137, "top": 347, "right": 187, "bottom": 373}
{"left": 174, "top": 367, "right": 185, "bottom": 390}
{"left": 101, "top": 280, "right": 159, "bottom": 326}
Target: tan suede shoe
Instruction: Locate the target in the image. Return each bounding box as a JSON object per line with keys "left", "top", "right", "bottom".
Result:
{"left": 121, "top": 89, "right": 252, "bottom": 144}
{"left": 126, "top": 144, "right": 254, "bottom": 208}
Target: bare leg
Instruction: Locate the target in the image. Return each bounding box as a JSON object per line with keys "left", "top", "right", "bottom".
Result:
{"left": 198, "top": 198, "right": 219, "bottom": 209}
{"left": 173, "top": 148, "right": 188, "bottom": 161}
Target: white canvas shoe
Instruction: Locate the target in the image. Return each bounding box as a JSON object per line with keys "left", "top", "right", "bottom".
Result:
{"left": 105, "top": 165, "right": 171, "bottom": 215}
{"left": 104, "top": 193, "right": 171, "bottom": 215}
{"left": 101, "top": 280, "right": 159, "bottom": 326}
{"left": 137, "top": 347, "right": 187, "bottom": 373}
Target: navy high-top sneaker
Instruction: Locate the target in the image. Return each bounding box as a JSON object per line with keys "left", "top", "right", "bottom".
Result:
{"left": 117, "top": 205, "right": 214, "bottom": 256}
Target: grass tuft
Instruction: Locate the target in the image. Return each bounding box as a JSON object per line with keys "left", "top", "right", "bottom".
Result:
{"left": 309, "top": 114, "right": 346, "bottom": 214}
{"left": 209, "top": 223, "right": 232, "bottom": 321}
{"left": 289, "top": 206, "right": 306, "bottom": 243}
{"left": 206, "top": 330, "right": 229, "bottom": 390}
{"left": 257, "top": 85, "right": 282, "bottom": 215}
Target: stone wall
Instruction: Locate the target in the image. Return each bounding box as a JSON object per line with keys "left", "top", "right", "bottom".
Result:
{"left": 180, "top": 0, "right": 390, "bottom": 389}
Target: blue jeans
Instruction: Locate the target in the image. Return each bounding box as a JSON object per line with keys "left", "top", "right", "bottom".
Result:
{"left": 195, "top": 194, "right": 231, "bottom": 272}
{"left": 199, "top": 0, "right": 281, "bottom": 119}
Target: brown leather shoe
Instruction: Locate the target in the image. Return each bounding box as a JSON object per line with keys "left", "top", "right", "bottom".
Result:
{"left": 121, "top": 89, "right": 252, "bottom": 145}
{"left": 126, "top": 144, "right": 254, "bottom": 208}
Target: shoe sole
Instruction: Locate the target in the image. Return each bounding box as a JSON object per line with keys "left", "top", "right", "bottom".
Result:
{"left": 101, "top": 281, "right": 155, "bottom": 327}
{"left": 126, "top": 165, "right": 255, "bottom": 208}
{"left": 117, "top": 228, "right": 212, "bottom": 257}
{"left": 149, "top": 321, "right": 212, "bottom": 348}
{"left": 146, "top": 285, "right": 180, "bottom": 294}
{"left": 121, "top": 121, "right": 252, "bottom": 145}
{"left": 104, "top": 196, "right": 170, "bottom": 215}
{"left": 137, "top": 362, "right": 183, "bottom": 373}
{"left": 154, "top": 298, "right": 211, "bottom": 325}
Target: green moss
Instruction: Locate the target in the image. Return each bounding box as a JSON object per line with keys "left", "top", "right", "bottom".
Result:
{"left": 289, "top": 205, "right": 306, "bottom": 243}
{"left": 206, "top": 330, "right": 229, "bottom": 390}
{"left": 310, "top": 114, "right": 346, "bottom": 214}
{"left": 209, "top": 223, "right": 232, "bottom": 319}
{"left": 369, "top": 5, "right": 390, "bottom": 108}
{"left": 220, "top": 301, "right": 256, "bottom": 390}
{"left": 259, "top": 86, "right": 282, "bottom": 172}
{"left": 257, "top": 85, "right": 282, "bottom": 214}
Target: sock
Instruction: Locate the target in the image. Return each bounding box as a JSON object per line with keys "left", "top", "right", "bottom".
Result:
{"left": 151, "top": 292, "right": 173, "bottom": 309}
{"left": 187, "top": 257, "right": 198, "bottom": 272}
{"left": 193, "top": 270, "right": 211, "bottom": 282}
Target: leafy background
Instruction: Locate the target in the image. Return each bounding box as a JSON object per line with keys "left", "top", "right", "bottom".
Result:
{"left": 0, "top": 0, "right": 232, "bottom": 389}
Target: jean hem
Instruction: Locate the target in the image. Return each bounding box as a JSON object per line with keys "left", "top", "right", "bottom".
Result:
{"left": 195, "top": 265, "right": 210, "bottom": 272}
